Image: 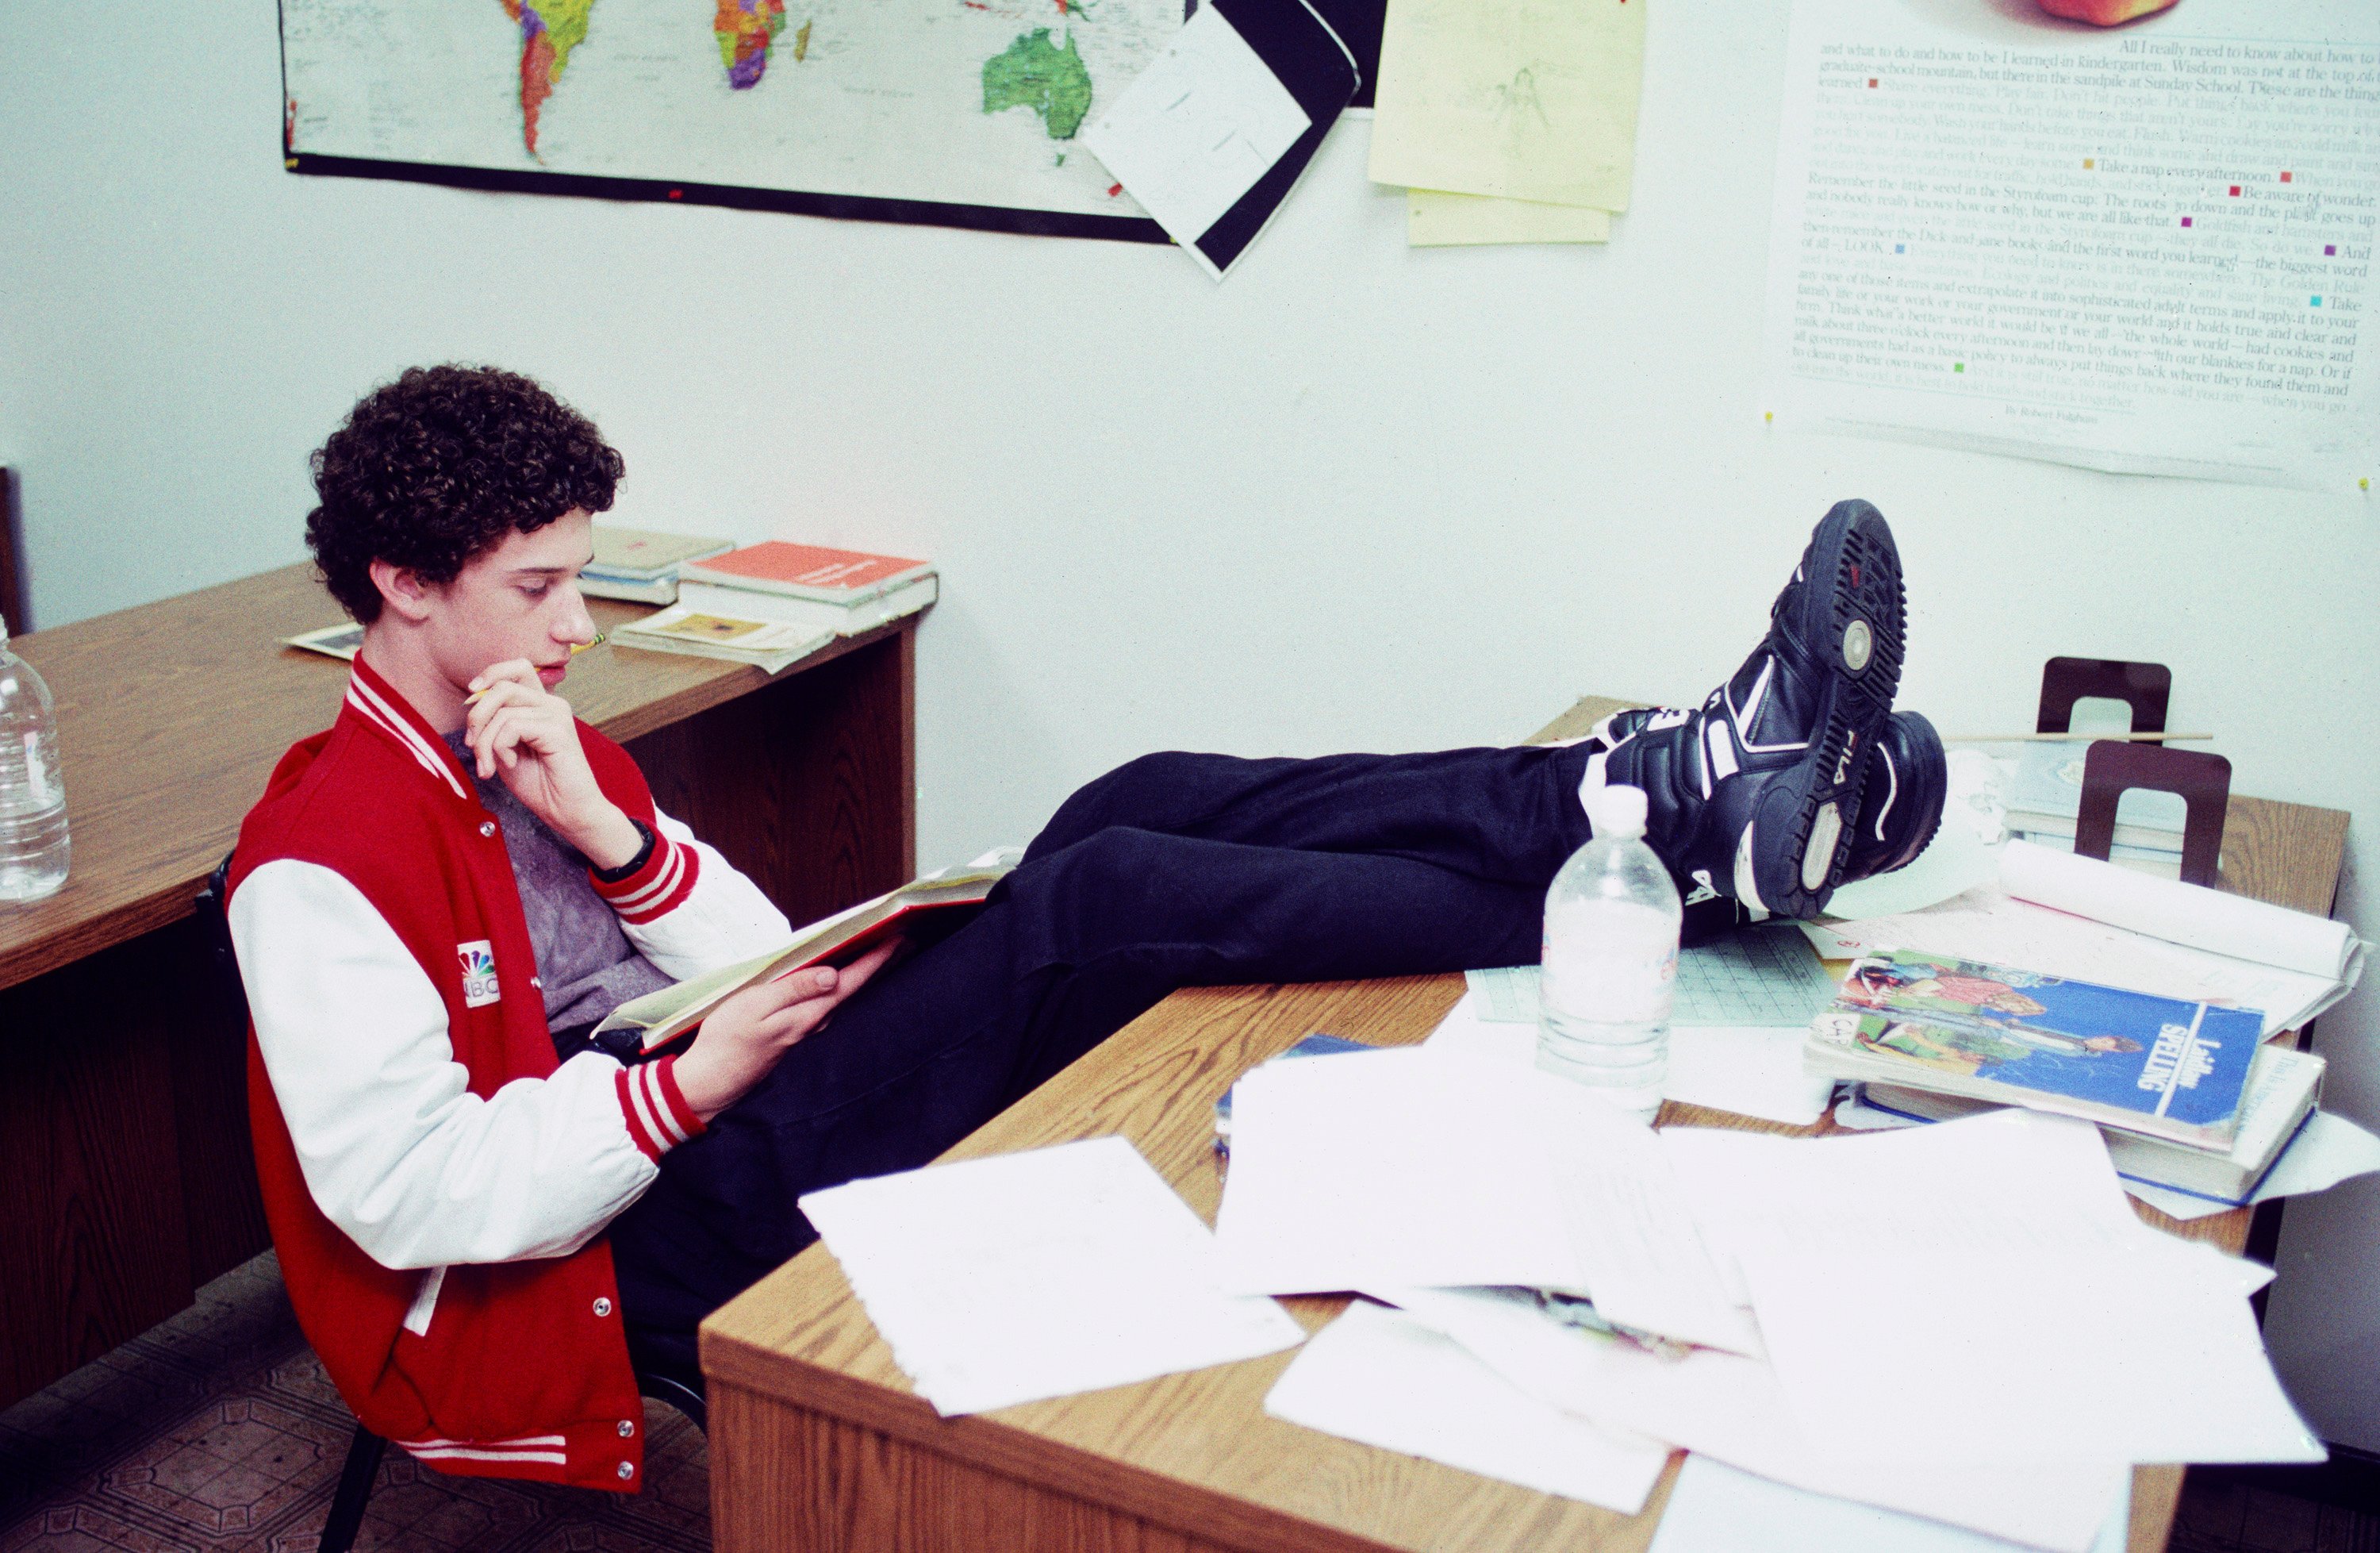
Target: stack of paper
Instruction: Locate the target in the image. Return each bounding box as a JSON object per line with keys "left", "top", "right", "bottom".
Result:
{"left": 800, "top": 1136, "right": 1303, "bottom": 1415}
{"left": 1368, "top": 0, "right": 1646, "bottom": 248}
{"left": 1222, "top": 1051, "right": 2324, "bottom": 1550}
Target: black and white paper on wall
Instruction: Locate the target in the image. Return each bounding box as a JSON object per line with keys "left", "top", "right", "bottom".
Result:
{"left": 1083, "top": 0, "right": 1361, "bottom": 280}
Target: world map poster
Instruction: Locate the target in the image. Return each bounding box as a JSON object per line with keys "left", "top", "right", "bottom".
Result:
{"left": 280, "top": 1, "right": 1190, "bottom": 240}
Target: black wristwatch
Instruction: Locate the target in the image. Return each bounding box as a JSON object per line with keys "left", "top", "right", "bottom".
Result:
{"left": 590, "top": 817, "right": 658, "bottom": 882}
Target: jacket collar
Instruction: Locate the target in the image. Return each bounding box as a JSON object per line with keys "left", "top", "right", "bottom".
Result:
{"left": 343, "top": 654, "right": 476, "bottom": 804}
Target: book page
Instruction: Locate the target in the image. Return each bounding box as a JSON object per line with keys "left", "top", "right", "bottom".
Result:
{"left": 1764, "top": 0, "right": 2380, "bottom": 486}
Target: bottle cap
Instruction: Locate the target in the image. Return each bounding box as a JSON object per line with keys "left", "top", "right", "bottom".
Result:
{"left": 1584, "top": 783, "right": 1649, "bottom": 840}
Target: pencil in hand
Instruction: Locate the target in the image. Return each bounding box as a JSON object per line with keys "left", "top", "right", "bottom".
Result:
{"left": 463, "top": 635, "right": 605, "bottom": 705}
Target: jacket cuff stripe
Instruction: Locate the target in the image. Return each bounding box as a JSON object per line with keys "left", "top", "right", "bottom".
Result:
{"left": 615, "top": 1057, "right": 704, "bottom": 1163}
{"left": 617, "top": 1064, "right": 668, "bottom": 1160}
{"left": 650, "top": 1057, "right": 704, "bottom": 1143}
{"left": 591, "top": 835, "right": 699, "bottom": 923}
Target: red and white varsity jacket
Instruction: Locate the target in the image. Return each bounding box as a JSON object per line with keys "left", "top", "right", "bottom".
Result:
{"left": 228, "top": 657, "right": 791, "bottom": 1490}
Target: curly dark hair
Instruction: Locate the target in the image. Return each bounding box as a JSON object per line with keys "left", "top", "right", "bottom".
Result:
{"left": 305, "top": 365, "right": 624, "bottom": 623}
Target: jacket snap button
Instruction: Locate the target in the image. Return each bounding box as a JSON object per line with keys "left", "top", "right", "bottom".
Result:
{"left": 617, "top": 1460, "right": 635, "bottom": 1480}
{"left": 617, "top": 1419, "right": 636, "bottom": 1438}
{"left": 479, "top": 821, "right": 497, "bottom": 838}
{"left": 531, "top": 976, "right": 543, "bottom": 990}
{"left": 592, "top": 1297, "right": 613, "bottom": 1317}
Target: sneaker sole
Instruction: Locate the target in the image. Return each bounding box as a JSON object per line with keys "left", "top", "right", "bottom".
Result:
{"left": 1752, "top": 499, "right": 1906, "bottom": 917}
{"left": 1864, "top": 711, "right": 1945, "bottom": 875}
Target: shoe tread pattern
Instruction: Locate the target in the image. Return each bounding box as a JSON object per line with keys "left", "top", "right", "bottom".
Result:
{"left": 1761, "top": 502, "right": 1906, "bottom": 917}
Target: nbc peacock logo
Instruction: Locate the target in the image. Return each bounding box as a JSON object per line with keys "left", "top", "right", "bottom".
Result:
{"left": 457, "top": 940, "right": 501, "bottom": 1009}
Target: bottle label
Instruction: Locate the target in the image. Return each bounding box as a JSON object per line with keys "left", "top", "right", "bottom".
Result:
{"left": 23, "top": 733, "right": 52, "bottom": 807}
{"left": 1541, "top": 899, "right": 1679, "bottom": 1024}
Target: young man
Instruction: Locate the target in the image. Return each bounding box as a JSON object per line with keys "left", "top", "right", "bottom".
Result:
{"left": 229, "top": 365, "right": 1948, "bottom": 1490}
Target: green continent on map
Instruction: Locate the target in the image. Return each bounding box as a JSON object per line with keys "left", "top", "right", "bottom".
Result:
{"left": 981, "top": 29, "right": 1092, "bottom": 141}
{"left": 499, "top": 0, "right": 598, "bottom": 155}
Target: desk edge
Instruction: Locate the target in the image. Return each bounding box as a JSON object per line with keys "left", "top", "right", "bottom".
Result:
{"left": 703, "top": 1328, "right": 1410, "bottom": 1553}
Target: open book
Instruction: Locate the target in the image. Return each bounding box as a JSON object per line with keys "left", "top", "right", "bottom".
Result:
{"left": 596, "top": 851, "right": 1021, "bottom": 1051}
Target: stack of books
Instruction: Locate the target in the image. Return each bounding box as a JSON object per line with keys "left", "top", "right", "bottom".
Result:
{"left": 2002, "top": 742, "right": 2190, "bottom": 877}
{"left": 676, "top": 541, "right": 938, "bottom": 636}
{"left": 612, "top": 540, "right": 936, "bottom": 674}
{"left": 1806, "top": 949, "right": 2324, "bottom": 1208}
{"left": 578, "top": 525, "right": 735, "bottom": 604}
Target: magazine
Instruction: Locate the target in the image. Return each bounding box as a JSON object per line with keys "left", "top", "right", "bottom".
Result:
{"left": 1806, "top": 950, "right": 2264, "bottom": 1151}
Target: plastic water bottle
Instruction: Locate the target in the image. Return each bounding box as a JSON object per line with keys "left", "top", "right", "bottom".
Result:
{"left": 0, "top": 616, "right": 68, "bottom": 902}
{"left": 1537, "top": 784, "right": 1680, "bottom": 1119}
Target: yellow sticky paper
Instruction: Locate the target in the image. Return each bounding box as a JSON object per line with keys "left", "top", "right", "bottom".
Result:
{"left": 1369, "top": 0, "right": 1647, "bottom": 212}
{"left": 1407, "top": 190, "right": 1612, "bottom": 247}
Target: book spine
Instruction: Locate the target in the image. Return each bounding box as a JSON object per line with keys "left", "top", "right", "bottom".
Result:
{"left": 674, "top": 582, "right": 851, "bottom": 632}
{"left": 578, "top": 575, "right": 679, "bottom": 605}
{"left": 680, "top": 561, "right": 932, "bottom": 604}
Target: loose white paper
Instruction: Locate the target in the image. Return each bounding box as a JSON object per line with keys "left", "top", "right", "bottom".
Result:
{"left": 1264, "top": 1301, "right": 1673, "bottom": 1514}
{"left": 1217, "top": 1047, "right": 1756, "bottom": 1351}
{"left": 1215, "top": 1047, "right": 1587, "bottom": 1294}
{"left": 1649, "top": 1455, "right": 2129, "bottom": 1553}
{"left": 1663, "top": 1025, "right": 1837, "bottom": 1127}
{"left": 1425, "top": 990, "right": 1540, "bottom": 1064}
{"left": 800, "top": 1136, "right": 1303, "bottom": 1415}
{"left": 1371, "top": 1283, "right": 2129, "bottom": 1553}
{"left": 1547, "top": 1113, "right": 1768, "bottom": 1355}
{"left": 1660, "top": 1112, "right": 2324, "bottom": 1464}
{"left": 1763, "top": 0, "right": 2380, "bottom": 486}
{"left": 1081, "top": 5, "right": 1311, "bottom": 264}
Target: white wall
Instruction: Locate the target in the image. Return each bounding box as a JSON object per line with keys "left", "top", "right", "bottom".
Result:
{"left": 6, "top": 1, "right": 2376, "bottom": 1444}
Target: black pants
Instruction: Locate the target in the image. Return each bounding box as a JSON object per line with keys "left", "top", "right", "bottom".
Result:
{"left": 608, "top": 743, "right": 1595, "bottom": 1375}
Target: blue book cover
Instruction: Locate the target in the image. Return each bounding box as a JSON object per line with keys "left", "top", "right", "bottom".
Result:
{"left": 1807, "top": 951, "right": 2263, "bottom": 1150}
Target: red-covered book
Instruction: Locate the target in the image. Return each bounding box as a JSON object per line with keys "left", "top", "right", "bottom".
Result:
{"left": 680, "top": 541, "right": 934, "bottom": 603}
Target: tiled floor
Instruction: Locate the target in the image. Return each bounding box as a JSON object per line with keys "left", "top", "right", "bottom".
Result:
{"left": 8, "top": 1255, "right": 2376, "bottom": 1551}
{"left": 0, "top": 1255, "right": 708, "bottom": 1553}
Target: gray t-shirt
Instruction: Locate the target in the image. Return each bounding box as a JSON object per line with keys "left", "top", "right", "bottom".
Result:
{"left": 441, "top": 731, "right": 676, "bottom": 1034}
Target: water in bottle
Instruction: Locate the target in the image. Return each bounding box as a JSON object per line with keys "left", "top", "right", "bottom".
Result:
{"left": 1537, "top": 783, "right": 1680, "bottom": 1119}
{"left": 0, "top": 616, "right": 69, "bottom": 902}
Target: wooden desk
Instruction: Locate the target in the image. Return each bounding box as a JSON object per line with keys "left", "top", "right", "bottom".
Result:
{"left": 702, "top": 696, "right": 2350, "bottom": 1553}
{"left": 0, "top": 563, "right": 923, "bottom": 1409}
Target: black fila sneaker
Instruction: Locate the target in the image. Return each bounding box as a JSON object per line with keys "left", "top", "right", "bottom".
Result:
{"left": 1585, "top": 500, "right": 1907, "bottom": 920}
{"left": 1840, "top": 709, "right": 1947, "bottom": 882}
